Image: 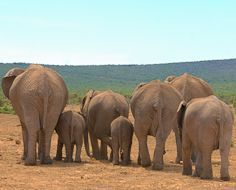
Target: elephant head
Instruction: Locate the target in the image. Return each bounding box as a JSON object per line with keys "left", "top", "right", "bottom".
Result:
{"left": 2, "top": 68, "right": 25, "bottom": 99}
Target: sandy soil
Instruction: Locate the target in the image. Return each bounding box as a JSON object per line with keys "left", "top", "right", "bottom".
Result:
{"left": 0, "top": 105, "right": 236, "bottom": 190}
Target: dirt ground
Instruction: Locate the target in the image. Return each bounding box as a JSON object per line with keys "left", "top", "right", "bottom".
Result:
{"left": 0, "top": 105, "right": 236, "bottom": 190}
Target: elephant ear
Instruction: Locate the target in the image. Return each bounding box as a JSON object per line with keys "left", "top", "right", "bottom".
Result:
{"left": 1, "top": 68, "right": 25, "bottom": 99}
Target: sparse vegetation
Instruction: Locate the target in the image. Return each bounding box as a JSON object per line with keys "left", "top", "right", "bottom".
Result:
{"left": 0, "top": 59, "right": 236, "bottom": 114}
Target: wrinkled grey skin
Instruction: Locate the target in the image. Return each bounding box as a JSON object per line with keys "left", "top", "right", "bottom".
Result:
{"left": 81, "top": 90, "right": 129, "bottom": 160}
{"left": 111, "top": 116, "right": 133, "bottom": 165}
{"left": 54, "top": 111, "right": 90, "bottom": 163}
{"left": 166, "top": 73, "right": 214, "bottom": 163}
{"left": 1, "top": 65, "right": 68, "bottom": 165}
{"left": 178, "top": 96, "right": 234, "bottom": 181}
{"left": 131, "top": 80, "right": 183, "bottom": 170}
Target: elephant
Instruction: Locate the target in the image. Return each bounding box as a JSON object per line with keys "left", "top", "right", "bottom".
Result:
{"left": 167, "top": 73, "right": 214, "bottom": 163}
{"left": 54, "top": 111, "right": 90, "bottom": 163}
{"left": 1, "top": 64, "right": 68, "bottom": 165}
{"left": 81, "top": 90, "right": 129, "bottom": 160}
{"left": 130, "top": 80, "right": 183, "bottom": 170}
{"left": 169, "top": 73, "right": 213, "bottom": 102}
{"left": 111, "top": 116, "right": 133, "bottom": 165}
{"left": 177, "top": 95, "right": 234, "bottom": 180}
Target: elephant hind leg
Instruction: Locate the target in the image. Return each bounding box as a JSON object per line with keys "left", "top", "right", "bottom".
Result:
{"left": 54, "top": 138, "right": 63, "bottom": 161}
{"left": 100, "top": 141, "right": 108, "bottom": 160}
{"left": 220, "top": 140, "right": 231, "bottom": 181}
{"left": 112, "top": 137, "right": 119, "bottom": 165}
{"left": 75, "top": 137, "right": 83, "bottom": 163}
{"left": 138, "top": 135, "right": 151, "bottom": 167}
{"left": 90, "top": 133, "right": 100, "bottom": 160}
{"left": 21, "top": 123, "right": 28, "bottom": 160}
{"left": 182, "top": 133, "right": 192, "bottom": 176}
{"left": 24, "top": 115, "right": 40, "bottom": 166}
{"left": 200, "top": 149, "right": 213, "bottom": 180}
{"left": 193, "top": 151, "right": 202, "bottom": 177}
{"left": 173, "top": 125, "right": 182, "bottom": 164}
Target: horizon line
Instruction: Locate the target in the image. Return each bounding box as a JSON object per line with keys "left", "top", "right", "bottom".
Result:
{"left": 0, "top": 57, "right": 235, "bottom": 67}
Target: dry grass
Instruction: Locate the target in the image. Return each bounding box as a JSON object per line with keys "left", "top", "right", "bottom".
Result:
{"left": 0, "top": 105, "right": 236, "bottom": 190}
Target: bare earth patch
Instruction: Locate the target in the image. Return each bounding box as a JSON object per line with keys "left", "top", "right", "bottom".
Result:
{"left": 0, "top": 105, "right": 236, "bottom": 190}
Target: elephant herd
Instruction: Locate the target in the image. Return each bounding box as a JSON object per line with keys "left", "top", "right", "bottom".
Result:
{"left": 1, "top": 64, "right": 234, "bottom": 181}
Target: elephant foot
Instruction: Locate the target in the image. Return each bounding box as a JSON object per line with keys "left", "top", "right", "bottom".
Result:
{"left": 100, "top": 155, "right": 108, "bottom": 160}
{"left": 152, "top": 163, "right": 164, "bottom": 170}
{"left": 53, "top": 156, "right": 62, "bottom": 161}
{"left": 74, "top": 159, "right": 81, "bottom": 163}
{"left": 121, "top": 160, "right": 130, "bottom": 166}
{"left": 182, "top": 168, "right": 192, "bottom": 176}
{"left": 64, "top": 158, "right": 73, "bottom": 163}
{"left": 220, "top": 176, "right": 230, "bottom": 181}
{"left": 200, "top": 175, "right": 213, "bottom": 180}
{"left": 137, "top": 157, "right": 141, "bottom": 165}
{"left": 192, "top": 170, "right": 200, "bottom": 177}
{"left": 113, "top": 160, "right": 119, "bottom": 165}
{"left": 41, "top": 157, "right": 53, "bottom": 165}
{"left": 92, "top": 153, "right": 101, "bottom": 160}
{"left": 25, "top": 158, "right": 36, "bottom": 166}
{"left": 141, "top": 160, "right": 151, "bottom": 167}
{"left": 175, "top": 157, "right": 182, "bottom": 164}
{"left": 21, "top": 155, "right": 26, "bottom": 160}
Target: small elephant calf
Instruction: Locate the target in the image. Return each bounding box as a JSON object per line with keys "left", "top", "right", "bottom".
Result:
{"left": 54, "top": 111, "right": 89, "bottom": 163}
{"left": 111, "top": 116, "right": 133, "bottom": 165}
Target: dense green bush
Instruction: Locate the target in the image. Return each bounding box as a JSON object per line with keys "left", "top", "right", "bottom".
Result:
{"left": 0, "top": 59, "right": 236, "bottom": 114}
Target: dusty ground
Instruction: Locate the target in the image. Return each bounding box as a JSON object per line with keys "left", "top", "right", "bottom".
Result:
{"left": 0, "top": 105, "right": 236, "bottom": 190}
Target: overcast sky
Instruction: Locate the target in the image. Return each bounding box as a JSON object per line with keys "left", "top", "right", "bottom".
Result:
{"left": 0, "top": 0, "right": 235, "bottom": 65}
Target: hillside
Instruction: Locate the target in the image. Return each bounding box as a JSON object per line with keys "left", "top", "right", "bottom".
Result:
{"left": 0, "top": 58, "right": 236, "bottom": 108}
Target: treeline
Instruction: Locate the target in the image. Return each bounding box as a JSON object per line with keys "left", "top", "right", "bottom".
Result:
{"left": 0, "top": 59, "right": 236, "bottom": 113}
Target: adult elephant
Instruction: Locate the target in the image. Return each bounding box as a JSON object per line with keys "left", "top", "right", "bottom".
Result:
{"left": 81, "top": 90, "right": 129, "bottom": 160}
{"left": 2, "top": 64, "right": 68, "bottom": 165}
{"left": 168, "top": 73, "right": 213, "bottom": 102}
{"left": 130, "top": 80, "right": 183, "bottom": 170}
{"left": 168, "top": 73, "right": 214, "bottom": 162}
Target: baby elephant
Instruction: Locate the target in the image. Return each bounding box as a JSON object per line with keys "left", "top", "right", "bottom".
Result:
{"left": 54, "top": 111, "right": 90, "bottom": 163}
{"left": 111, "top": 116, "right": 133, "bottom": 165}
{"left": 178, "top": 95, "right": 234, "bottom": 181}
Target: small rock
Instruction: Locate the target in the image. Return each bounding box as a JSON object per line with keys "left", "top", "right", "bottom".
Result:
{"left": 7, "top": 137, "right": 13, "bottom": 141}
{"left": 15, "top": 140, "right": 21, "bottom": 145}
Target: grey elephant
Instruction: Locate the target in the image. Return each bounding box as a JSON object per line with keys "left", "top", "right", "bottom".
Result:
{"left": 177, "top": 96, "right": 234, "bottom": 180}
{"left": 1, "top": 64, "right": 68, "bottom": 165}
{"left": 111, "top": 116, "right": 133, "bottom": 165}
{"left": 81, "top": 90, "right": 129, "bottom": 160}
{"left": 54, "top": 111, "right": 90, "bottom": 163}
{"left": 167, "top": 73, "right": 214, "bottom": 163}
{"left": 130, "top": 80, "right": 183, "bottom": 170}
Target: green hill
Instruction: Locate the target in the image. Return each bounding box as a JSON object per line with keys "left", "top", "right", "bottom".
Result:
{"left": 0, "top": 59, "right": 236, "bottom": 113}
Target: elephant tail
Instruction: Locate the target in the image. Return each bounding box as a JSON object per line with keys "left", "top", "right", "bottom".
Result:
{"left": 42, "top": 93, "right": 49, "bottom": 129}
{"left": 83, "top": 122, "right": 91, "bottom": 157}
